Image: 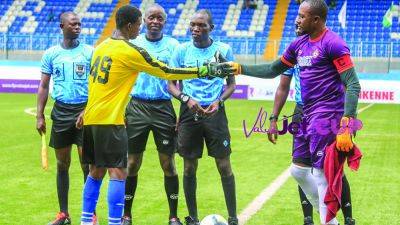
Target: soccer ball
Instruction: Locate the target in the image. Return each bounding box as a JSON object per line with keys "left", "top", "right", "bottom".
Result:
{"left": 200, "top": 214, "right": 228, "bottom": 225}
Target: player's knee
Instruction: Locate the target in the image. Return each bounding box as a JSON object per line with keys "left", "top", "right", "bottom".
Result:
{"left": 216, "top": 160, "right": 233, "bottom": 177}
{"left": 161, "top": 159, "right": 177, "bottom": 177}
{"left": 109, "top": 168, "right": 127, "bottom": 180}
{"left": 57, "top": 159, "right": 70, "bottom": 171}
{"left": 89, "top": 166, "right": 107, "bottom": 179}
{"left": 127, "top": 157, "right": 141, "bottom": 176}
{"left": 184, "top": 164, "right": 196, "bottom": 177}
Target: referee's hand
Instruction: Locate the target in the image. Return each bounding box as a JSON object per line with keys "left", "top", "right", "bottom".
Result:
{"left": 36, "top": 115, "right": 46, "bottom": 135}
{"left": 187, "top": 99, "right": 205, "bottom": 116}
{"left": 204, "top": 100, "right": 219, "bottom": 117}
{"left": 268, "top": 120, "right": 278, "bottom": 144}
{"left": 75, "top": 111, "right": 84, "bottom": 129}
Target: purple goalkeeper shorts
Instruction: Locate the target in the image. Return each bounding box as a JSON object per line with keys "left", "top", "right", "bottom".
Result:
{"left": 291, "top": 104, "right": 312, "bottom": 166}
{"left": 306, "top": 112, "right": 343, "bottom": 169}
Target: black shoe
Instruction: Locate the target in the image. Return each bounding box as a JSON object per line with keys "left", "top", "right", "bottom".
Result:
{"left": 228, "top": 217, "right": 239, "bottom": 225}
{"left": 47, "top": 212, "right": 71, "bottom": 225}
{"left": 303, "top": 216, "right": 314, "bottom": 225}
{"left": 169, "top": 217, "right": 183, "bottom": 225}
{"left": 122, "top": 216, "right": 132, "bottom": 225}
{"left": 345, "top": 217, "right": 355, "bottom": 225}
{"left": 184, "top": 216, "right": 200, "bottom": 225}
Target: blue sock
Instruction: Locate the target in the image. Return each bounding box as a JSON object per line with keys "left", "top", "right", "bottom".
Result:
{"left": 81, "top": 176, "right": 102, "bottom": 223}
{"left": 108, "top": 179, "right": 126, "bottom": 225}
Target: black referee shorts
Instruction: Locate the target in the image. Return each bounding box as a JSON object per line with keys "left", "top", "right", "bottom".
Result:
{"left": 82, "top": 125, "right": 128, "bottom": 168}
{"left": 125, "top": 98, "right": 177, "bottom": 155}
{"left": 49, "top": 101, "right": 85, "bottom": 149}
{"left": 177, "top": 103, "right": 231, "bottom": 159}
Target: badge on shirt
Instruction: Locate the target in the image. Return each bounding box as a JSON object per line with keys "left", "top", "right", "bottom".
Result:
{"left": 53, "top": 64, "right": 65, "bottom": 81}
{"left": 73, "top": 62, "right": 88, "bottom": 80}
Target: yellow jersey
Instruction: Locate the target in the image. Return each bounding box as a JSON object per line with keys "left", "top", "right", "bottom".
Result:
{"left": 84, "top": 38, "right": 200, "bottom": 125}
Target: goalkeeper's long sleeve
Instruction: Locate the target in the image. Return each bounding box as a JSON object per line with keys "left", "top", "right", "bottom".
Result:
{"left": 340, "top": 67, "right": 361, "bottom": 117}
{"left": 241, "top": 59, "right": 292, "bottom": 79}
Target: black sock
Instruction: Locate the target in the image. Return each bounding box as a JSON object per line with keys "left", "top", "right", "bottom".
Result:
{"left": 165, "top": 175, "right": 179, "bottom": 219}
{"left": 298, "top": 185, "right": 313, "bottom": 218}
{"left": 221, "top": 175, "right": 237, "bottom": 218}
{"left": 341, "top": 175, "right": 352, "bottom": 219}
{"left": 57, "top": 170, "right": 69, "bottom": 213}
{"left": 183, "top": 175, "right": 197, "bottom": 219}
{"left": 124, "top": 175, "right": 138, "bottom": 218}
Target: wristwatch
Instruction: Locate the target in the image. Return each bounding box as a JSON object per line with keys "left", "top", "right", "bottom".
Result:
{"left": 269, "top": 114, "right": 278, "bottom": 122}
{"left": 179, "top": 93, "right": 190, "bottom": 104}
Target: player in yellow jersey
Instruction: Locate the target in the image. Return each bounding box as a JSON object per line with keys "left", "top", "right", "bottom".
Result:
{"left": 79, "top": 5, "right": 235, "bottom": 225}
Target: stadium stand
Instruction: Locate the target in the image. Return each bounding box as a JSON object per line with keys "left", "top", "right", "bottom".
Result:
{"left": 281, "top": 0, "right": 400, "bottom": 57}
{"left": 0, "top": 0, "right": 118, "bottom": 49}
{"left": 0, "top": 0, "right": 399, "bottom": 57}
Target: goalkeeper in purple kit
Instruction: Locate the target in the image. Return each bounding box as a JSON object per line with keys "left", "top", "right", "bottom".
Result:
{"left": 220, "top": 0, "right": 360, "bottom": 224}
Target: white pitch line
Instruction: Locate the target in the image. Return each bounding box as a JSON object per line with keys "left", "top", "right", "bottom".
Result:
{"left": 357, "top": 103, "right": 374, "bottom": 113}
{"left": 238, "top": 103, "right": 374, "bottom": 225}
{"left": 24, "top": 107, "right": 50, "bottom": 118}
{"left": 238, "top": 168, "right": 291, "bottom": 224}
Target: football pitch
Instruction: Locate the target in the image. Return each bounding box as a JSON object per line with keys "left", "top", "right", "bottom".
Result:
{"left": 0, "top": 93, "right": 399, "bottom": 225}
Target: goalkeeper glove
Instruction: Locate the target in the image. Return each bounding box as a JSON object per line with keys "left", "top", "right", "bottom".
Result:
{"left": 198, "top": 62, "right": 236, "bottom": 78}
{"left": 227, "top": 62, "right": 242, "bottom": 75}
{"left": 336, "top": 117, "right": 354, "bottom": 152}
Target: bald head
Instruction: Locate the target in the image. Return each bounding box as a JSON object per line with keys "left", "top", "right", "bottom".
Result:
{"left": 302, "top": 0, "right": 328, "bottom": 21}
{"left": 60, "top": 11, "right": 78, "bottom": 24}
{"left": 193, "top": 9, "right": 213, "bottom": 26}
{"left": 145, "top": 4, "right": 166, "bottom": 19}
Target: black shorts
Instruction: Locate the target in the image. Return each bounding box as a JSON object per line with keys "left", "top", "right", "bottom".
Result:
{"left": 49, "top": 101, "right": 86, "bottom": 149}
{"left": 177, "top": 104, "right": 231, "bottom": 159}
{"left": 291, "top": 104, "right": 312, "bottom": 166}
{"left": 125, "top": 98, "right": 177, "bottom": 155}
{"left": 82, "top": 125, "right": 128, "bottom": 168}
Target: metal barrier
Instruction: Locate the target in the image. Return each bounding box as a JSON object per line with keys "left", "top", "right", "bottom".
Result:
{"left": 0, "top": 34, "right": 399, "bottom": 72}
{"left": 0, "top": 34, "right": 398, "bottom": 57}
{"left": 0, "top": 34, "right": 98, "bottom": 51}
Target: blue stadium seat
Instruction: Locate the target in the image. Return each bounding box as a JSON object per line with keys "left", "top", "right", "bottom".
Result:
{"left": 0, "top": 0, "right": 398, "bottom": 56}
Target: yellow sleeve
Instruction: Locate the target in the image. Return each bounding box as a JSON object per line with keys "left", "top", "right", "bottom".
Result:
{"left": 125, "top": 41, "right": 201, "bottom": 80}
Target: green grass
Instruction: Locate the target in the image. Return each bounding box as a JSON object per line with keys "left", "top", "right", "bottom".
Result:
{"left": 0, "top": 93, "right": 399, "bottom": 225}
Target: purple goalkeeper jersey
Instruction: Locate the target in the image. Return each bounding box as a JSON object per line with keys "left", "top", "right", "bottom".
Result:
{"left": 282, "top": 29, "right": 351, "bottom": 117}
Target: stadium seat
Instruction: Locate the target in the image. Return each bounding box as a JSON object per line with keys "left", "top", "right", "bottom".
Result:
{"left": 0, "top": 0, "right": 398, "bottom": 56}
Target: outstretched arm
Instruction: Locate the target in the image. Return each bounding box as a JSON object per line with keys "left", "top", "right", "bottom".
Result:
{"left": 230, "top": 58, "right": 292, "bottom": 79}
{"left": 127, "top": 44, "right": 235, "bottom": 80}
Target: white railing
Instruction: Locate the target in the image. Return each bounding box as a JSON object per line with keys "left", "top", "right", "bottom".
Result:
{"left": 0, "top": 34, "right": 399, "bottom": 59}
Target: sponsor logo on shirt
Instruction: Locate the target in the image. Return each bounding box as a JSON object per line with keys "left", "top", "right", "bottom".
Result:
{"left": 297, "top": 49, "right": 319, "bottom": 67}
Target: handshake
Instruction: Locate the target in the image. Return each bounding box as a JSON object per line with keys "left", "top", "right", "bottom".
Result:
{"left": 198, "top": 51, "right": 242, "bottom": 78}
